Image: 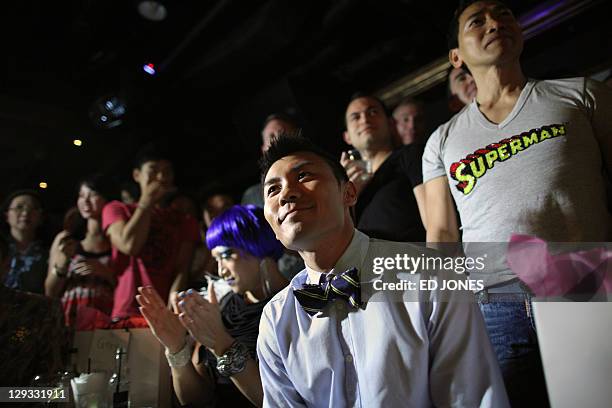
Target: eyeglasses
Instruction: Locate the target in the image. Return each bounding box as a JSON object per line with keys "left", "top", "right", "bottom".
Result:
{"left": 8, "top": 205, "right": 41, "bottom": 213}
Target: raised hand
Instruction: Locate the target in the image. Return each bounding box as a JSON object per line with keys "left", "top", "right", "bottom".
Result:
{"left": 136, "top": 286, "right": 186, "bottom": 353}
{"left": 56, "top": 233, "right": 78, "bottom": 268}
{"left": 139, "top": 180, "right": 169, "bottom": 208}
{"left": 340, "top": 151, "right": 372, "bottom": 196}
{"left": 177, "top": 283, "right": 234, "bottom": 356}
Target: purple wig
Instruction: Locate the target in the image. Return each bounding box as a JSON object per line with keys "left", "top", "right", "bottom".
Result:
{"left": 205, "top": 205, "right": 284, "bottom": 261}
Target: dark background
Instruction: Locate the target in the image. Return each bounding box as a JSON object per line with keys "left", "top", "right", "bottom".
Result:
{"left": 1, "top": 0, "right": 611, "bottom": 227}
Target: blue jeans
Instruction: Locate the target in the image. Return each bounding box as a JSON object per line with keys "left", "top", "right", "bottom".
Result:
{"left": 478, "top": 293, "right": 550, "bottom": 407}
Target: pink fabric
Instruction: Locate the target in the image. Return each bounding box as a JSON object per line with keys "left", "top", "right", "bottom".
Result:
{"left": 74, "top": 306, "right": 112, "bottom": 330}
{"left": 507, "top": 234, "right": 612, "bottom": 297}
{"left": 102, "top": 201, "right": 200, "bottom": 318}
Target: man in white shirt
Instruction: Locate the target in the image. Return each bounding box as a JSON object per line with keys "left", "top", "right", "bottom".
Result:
{"left": 256, "top": 134, "right": 508, "bottom": 407}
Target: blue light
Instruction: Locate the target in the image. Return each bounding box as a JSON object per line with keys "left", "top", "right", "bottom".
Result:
{"left": 143, "top": 63, "right": 156, "bottom": 75}
{"left": 100, "top": 115, "right": 108, "bottom": 122}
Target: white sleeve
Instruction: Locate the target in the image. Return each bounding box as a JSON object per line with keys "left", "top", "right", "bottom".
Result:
{"left": 257, "top": 305, "right": 307, "bottom": 407}
{"left": 423, "top": 127, "right": 449, "bottom": 184}
{"left": 426, "top": 274, "right": 510, "bottom": 408}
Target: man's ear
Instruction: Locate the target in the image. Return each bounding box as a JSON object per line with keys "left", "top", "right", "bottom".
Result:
{"left": 449, "top": 48, "right": 464, "bottom": 69}
{"left": 343, "top": 130, "right": 352, "bottom": 146}
{"left": 132, "top": 168, "right": 141, "bottom": 184}
{"left": 343, "top": 181, "right": 358, "bottom": 207}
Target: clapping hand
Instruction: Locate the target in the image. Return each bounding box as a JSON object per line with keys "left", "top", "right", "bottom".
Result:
{"left": 177, "top": 283, "right": 235, "bottom": 356}
{"left": 136, "top": 286, "right": 186, "bottom": 354}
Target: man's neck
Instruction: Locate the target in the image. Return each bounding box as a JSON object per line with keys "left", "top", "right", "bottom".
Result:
{"left": 472, "top": 63, "right": 526, "bottom": 112}
{"left": 361, "top": 147, "right": 393, "bottom": 173}
{"left": 298, "top": 223, "right": 355, "bottom": 273}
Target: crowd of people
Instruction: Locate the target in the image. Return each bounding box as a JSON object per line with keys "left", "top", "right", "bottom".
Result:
{"left": 2, "top": 0, "right": 611, "bottom": 407}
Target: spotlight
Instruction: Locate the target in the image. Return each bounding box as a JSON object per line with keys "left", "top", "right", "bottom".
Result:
{"left": 39, "top": 182, "right": 48, "bottom": 189}
{"left": 73, "top": 139, "right": 83, "bottom": 146}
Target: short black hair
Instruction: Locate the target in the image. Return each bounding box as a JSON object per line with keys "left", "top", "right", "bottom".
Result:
{"left": 393, "top": 96, "right": 424, "bottom": 113}
{"left": 343, "top": 91, "right": 391, "bottom": 125}
{"left": 198, "top": 183, "right": 235, "bottom": 207}
{"left": 262, "top": 112, "right": 299, "bottom": 131}
{"left": 133, "top": 142, "right": 174, "bottom": 170}
{"left": 260, "top": 134, "right": 348, "bottom": 187}
{"left": 447, "top": 0, "right": 507, "bottom": 50}
{"left": 2, "top": 189, "right": 43, "bottom": 214}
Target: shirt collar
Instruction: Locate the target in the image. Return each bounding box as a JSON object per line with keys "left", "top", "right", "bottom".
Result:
{"left": 305, "top": 229, "right": 370, "bottom": 284}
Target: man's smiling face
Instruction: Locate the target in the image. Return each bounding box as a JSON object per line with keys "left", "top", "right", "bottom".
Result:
{"left": 263, "top": 151, "right": 355, "bottom": 251}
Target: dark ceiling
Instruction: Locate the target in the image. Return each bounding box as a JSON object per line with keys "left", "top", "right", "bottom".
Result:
{"left": 1, "top": 0, "right": 611, "bottom": 221}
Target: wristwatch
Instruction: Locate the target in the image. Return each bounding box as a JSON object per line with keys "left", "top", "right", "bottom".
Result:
{"left": 216, "top": 341, "right": 249, "bottom": 377}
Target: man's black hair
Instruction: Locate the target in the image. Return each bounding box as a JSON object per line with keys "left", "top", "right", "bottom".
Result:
{"left": 133, "top": 142, "right": 174, "bottom": 170}
{"left": 447, "top": 0, "right": 507, "bottom": 50}
{"left": 393, "top": 96, "right": 424, "bottom": 113}
{"left": 260, "top": 134, "right": 349, "bottom": 187}
{"left": 343, "top": 92, "right": 392, "bottom": 131}
{"left": 199, "top": 183, "right": 235, "bottom": 207}
{"left": 262, "top": 112, "right": 299, "bottom": 131}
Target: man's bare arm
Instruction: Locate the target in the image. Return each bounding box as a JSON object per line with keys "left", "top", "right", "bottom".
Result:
{"left": 413, "top": 184, "right": 427, "bottom": 231}
{"left": 424, "top": 176, "right": 459, "bottom": 245}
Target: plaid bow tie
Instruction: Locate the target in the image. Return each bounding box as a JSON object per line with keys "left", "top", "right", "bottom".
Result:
{"left": 293, "top": 267, "right": 362, "bottom": 316}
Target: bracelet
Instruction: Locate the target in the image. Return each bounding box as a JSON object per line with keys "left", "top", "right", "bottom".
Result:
{"left": 164, "top": 342, "right": 192, "bottom": 368}
{"left": 53, "top": 264, "right": 68, "bottom": 278}
{"left": 216, "top": 341, "right": 249, "bottom": 377}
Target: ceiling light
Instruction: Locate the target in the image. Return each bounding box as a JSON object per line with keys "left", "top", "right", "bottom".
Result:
{"left": 138, "top": 1, "right": 167, "bottom": 22}
{"left": 143, "top": 63, "right": 156, "bottom": 75}
{"left": 89, "top": 95, "right": 127, "bottom": 129}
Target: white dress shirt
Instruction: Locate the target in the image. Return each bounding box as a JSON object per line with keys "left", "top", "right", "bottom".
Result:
{"left": 257, "top": 230, "right": 509, "bottom": 407}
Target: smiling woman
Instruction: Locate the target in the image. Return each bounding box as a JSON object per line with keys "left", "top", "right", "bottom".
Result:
{"left": 45, "top": 174, "right": 117, "bottom": 328}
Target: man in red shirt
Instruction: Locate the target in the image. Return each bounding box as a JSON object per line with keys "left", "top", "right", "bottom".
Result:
{"left": 103, "top": 146, "right": 199, "bottom": 319}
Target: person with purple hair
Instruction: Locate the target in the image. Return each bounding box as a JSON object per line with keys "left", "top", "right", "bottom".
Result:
{"left": 136, "top": 205, "right": 288, "bottom": 407}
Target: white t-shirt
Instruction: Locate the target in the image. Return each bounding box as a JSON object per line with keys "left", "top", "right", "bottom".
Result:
{"left": 423, "top": 77, "right": 611, "bottom": 287}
